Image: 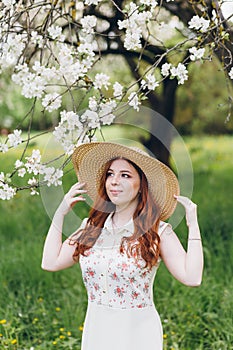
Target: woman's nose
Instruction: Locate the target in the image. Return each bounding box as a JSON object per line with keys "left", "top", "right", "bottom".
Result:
{"left": 111, "top": 174, "right": 119, "bottom": 185}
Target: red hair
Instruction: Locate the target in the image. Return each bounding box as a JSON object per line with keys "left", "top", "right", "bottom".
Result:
{"left": 72, "top": 158, "right": 161, "bottom": 269}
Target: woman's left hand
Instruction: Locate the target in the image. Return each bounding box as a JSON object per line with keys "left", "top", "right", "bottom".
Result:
{"left": 174, "top": 195, "right": 198, "bottom": 227}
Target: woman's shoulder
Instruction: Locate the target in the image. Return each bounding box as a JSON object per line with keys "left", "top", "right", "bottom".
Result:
{"left": 69, "top": 217, "right": 89, "bottom": 241}
{"left": 158, "top": 220, "right": 173, "bottom": 237}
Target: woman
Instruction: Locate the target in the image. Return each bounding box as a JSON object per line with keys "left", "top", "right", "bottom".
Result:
{"left": 41, "top": 142, "right": 203, "bottom": 350}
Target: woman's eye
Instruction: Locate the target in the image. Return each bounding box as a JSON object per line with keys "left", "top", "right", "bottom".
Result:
{"left": 122, "top": 173, "right": 130, "bottom": 178}
{"left": 106, "top": 172, "right": 113, "bottom": 177}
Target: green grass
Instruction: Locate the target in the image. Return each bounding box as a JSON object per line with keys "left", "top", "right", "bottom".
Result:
{"left": 1, "top": 134, "right": 233, "bottom": 349}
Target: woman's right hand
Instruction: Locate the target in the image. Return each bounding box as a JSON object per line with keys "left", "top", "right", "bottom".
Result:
{"left": 57, "top": 182, "right": 87, "bottom": 216}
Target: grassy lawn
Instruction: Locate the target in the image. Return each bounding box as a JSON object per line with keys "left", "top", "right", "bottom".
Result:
{"left": 0, "top": 133, "right": 233, "bottom": 349}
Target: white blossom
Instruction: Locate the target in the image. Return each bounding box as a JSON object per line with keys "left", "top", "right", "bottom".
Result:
{"left": 161, "top": 63, "right": 172, "bottom": 77}
{"left": 89, "top": 96, "right": 98, "bottom": 111}
{"left": 53, "top": 110, "right": 84, "bottom": 155}
{"left": 189, "top": 47, "right": 205, "bottom": 61}
{"left": 57, "top": 44, "right": 86, "bottom": 84}
{"left": 8, "top": 129, "right": 23, "bottom": 147}
{"left": 31, "top": 31, "right": 44, "bottom": 48}
{"left": 12, "top": 61, "right": 58, "bottom": 99}
{"left": 123, "top": 28, "right": 142, "bottom": 51}
{"left": 42, "top": 93, "right": 62, "bottom": 112}
{"left": 0, "top": 143, "right": 8, "bottom": 153}
{"left": 0, "top": 33, "right": 26, "bottom": 70}
{"left": 32, "top": 61, "right": 57, "bottom": 81}
{"left": 12, "top": 63, "right": 29, "bottom": 85}
{"left": 43, "top": 167, "right": 63, "bottom": 187}
{"left": 18, "top": 168, "right": 26, "bottom": 177}
{"left": 228, "top": 67, "right": 233, "bottom": 80}
{"left": 188, "top": 15, "right": 210, "bottom": 33}
{"left": 93, "top": 73, "right": 110, "bottom": 90}
{"left": 99, "top": 100, "right": 117, "bottom": 125}
{"left": 170, "top": 63, "right": 188, "bottom": 85}
{"left": 80, "top": 16, "right": 97, "bottom": 34}
{"left": 118, "top": 3, "right": 152, "bottom": 50}
{"left": 28, "top": 177, "right": 37, "bottom": 186}
{"left": 81, "top": 110, "right": 100, "bottom": 129}
{"left": 141, "top": 74, "right": 159, "bottom": 90}
{"left": 128, "top": 92, "right": 141, "bottom": 111}
{"left": 31, "top": 188, "right": 39, "bottom": 195}
{"left": 100, "top": 113, "right": 115, "bottom": 125}
{"left": 84, "top": 0, "right": 101, "bottom": 5}
{"left": 101, "top": 113, "right": 115, "bottom": 125}
{"left": 28, "top": 177, "right": 39, "bottom": 195}
{"left": 21, "top": 73, "right": 46, "bottom": 99}
{"left": 0, "top": 183, "right": 16, "bottom": 200}
{"left": 48, "top": 25, "right": 62, "bottom": 40}
{"left": 15, "top": 160, "right": 23, "bottom": 168}
{"left": 25, "top": 149, "right": 42, "bottom": 175}
{"left": 61, "top": 110, "right": 83, "bottom": 130}
{"left": 2, "top": 0, "right": 16, "bottom": 8}
{"left": 113, "top": 82, "right": 123, "bottom": 99}
{"left": 77, "top": 42, "right": 96, "bottom": 69}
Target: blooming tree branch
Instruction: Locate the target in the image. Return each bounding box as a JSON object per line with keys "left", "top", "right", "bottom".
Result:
{"left": 0, "top": 0, "right": 232, "bottom": 200}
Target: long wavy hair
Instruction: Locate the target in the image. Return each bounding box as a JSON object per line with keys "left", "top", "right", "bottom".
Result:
{"left": 72, "top": 157, "right": 161, "bottom": 269}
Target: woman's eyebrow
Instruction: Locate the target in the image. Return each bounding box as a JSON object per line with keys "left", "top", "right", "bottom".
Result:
{"left": 108, "top": 168, "right": 133, "bottom": 174}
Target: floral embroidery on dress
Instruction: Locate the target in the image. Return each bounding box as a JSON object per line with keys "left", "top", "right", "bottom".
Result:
{"left": 131, "top": 291, "right": 139, "bottom": 299}
{"left": 79, "top": 216, "right": 166, "bottom": 310}
{"left": 114, "top": 286, "right": 126, "bottom": 298}
{"left": 110, "top": 272, "right": 120, "bottom": 281}
{"left": 86, "top": 267, "right": 95, "bottom": 277}
{"left": 143, "top": 283, "right": 149, "bottom": 293}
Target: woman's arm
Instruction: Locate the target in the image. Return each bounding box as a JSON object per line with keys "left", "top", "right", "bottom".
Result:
{"left": 41, "top": 182, "right": 87, "bottom": 272}
{"left": 160, "top": 196, "right": 204, "bottom": 287}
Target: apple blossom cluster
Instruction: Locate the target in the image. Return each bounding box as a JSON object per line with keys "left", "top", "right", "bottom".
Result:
{"left": 10, "top": 37, "right": 96, "bottom": 109}
{"left": 118, "top": 2, "right": 154, "bottom": 50}
{"left": 0, "top": 129, "right": 23, "bottom": 153}
{"left": 0, "top": 143, "right": 64, "bottom": 199}
{"left": 161, "top": 63, "right": 188, "bottom": 85}
{"left": 141, "top": 74, "right": 159, "bottom": 90}
{"left": 0, "top": 0, "right": 97, "bottom": 108}
{"left": 188, "top": 15, "right": 210, "bottom": 33}
{"left": 0, "top": 31, "right": 27, "bottom": 72}
{"left": 189, "top": 47, "right": 205, "bottom": 61}
{"left": 53, "top": 99, "right": 117, "bottom": 155}
{"left": 17, "top": 149, "right": 63, "bottom": 189}
{"left": 128, "top": 92, "right": 141, "bottom": 112}
{"left": 0, "top": 172, "right": 16, "bottom": 200}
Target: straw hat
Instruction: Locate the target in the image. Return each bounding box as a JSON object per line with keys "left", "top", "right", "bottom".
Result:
{"left": 72, "top": 142, "right": 180, "bottom": 220}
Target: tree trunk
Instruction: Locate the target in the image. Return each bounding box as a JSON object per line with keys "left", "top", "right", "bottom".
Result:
{"left": 142, "top": 78, "right": 178, "bottom": 167}
{"left": 123, "top": 57, "right": 178, "bottom": 166}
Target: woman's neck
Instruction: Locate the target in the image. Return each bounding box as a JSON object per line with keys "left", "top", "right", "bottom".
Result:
{"left": 112, "top": 202, "right": 137, "bottom": 227}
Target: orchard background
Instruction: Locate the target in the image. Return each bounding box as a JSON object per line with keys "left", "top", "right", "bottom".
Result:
{"left": 0, "top": 1, "right": 233, "bottom": 349}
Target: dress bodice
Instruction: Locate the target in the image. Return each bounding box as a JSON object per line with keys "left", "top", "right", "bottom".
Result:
{"left": 79, "top": 215, "right": 167, "bottom": 309}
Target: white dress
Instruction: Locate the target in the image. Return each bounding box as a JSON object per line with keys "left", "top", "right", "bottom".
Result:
{"left": 79, "top": 214, "right": 169, "bottom": 350}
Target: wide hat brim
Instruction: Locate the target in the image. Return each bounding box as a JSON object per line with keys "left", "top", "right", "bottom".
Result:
{"left": 72, "top": 142, "right": 180, "bottom": 221}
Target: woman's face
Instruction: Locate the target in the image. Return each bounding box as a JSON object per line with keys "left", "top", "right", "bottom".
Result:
{"left": 105, "top": 159, "right": 141, "bottom": 209}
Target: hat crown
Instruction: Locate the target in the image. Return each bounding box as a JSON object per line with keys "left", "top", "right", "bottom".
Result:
{"left": 129, "top": 146, "right": 151, "bottom": 158}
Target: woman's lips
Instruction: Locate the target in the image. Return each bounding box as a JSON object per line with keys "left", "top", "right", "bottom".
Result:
{"left": 110, "top": 190, "right": 122, "bottom": 195}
